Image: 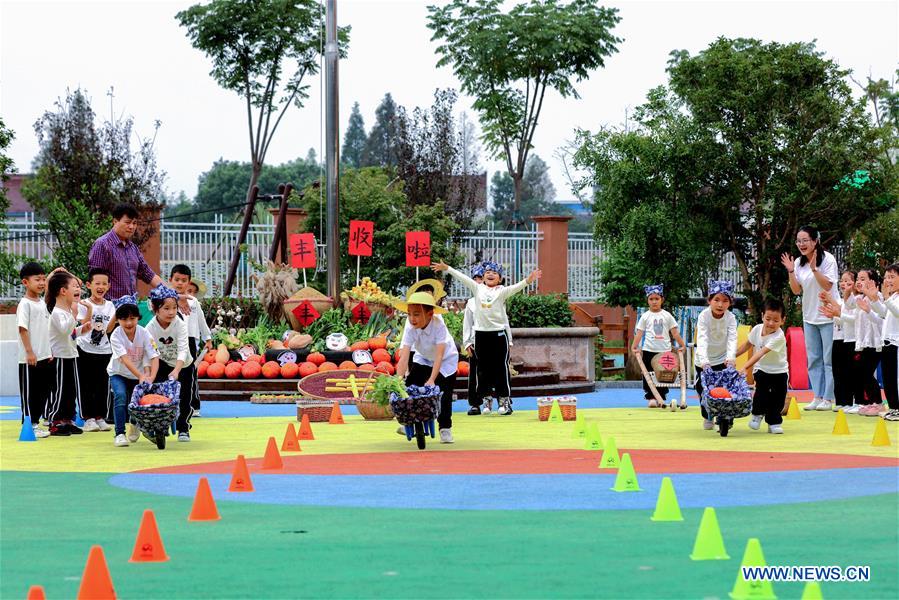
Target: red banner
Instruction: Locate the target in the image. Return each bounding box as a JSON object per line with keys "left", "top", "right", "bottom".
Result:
{"left": 291, "top": 300, "right": 320, "bottom": 327}
{"left": 289, "top": 233, "right": 317, "bottom": 269}
{"left": 348, "top": 220, "right": 374, "bottom": 257}
{"left": 405, "top": 231, "right": 431, "bottom": 267}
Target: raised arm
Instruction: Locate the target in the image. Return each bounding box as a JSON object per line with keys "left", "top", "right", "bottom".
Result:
{"left": 437, "top": 263, "right": 479, "bottom": 295}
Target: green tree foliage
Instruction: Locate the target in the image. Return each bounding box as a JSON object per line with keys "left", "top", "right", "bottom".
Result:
{"left": 295, "top": 168, "right": 462, "bottom": 293}
{"left": 342, "top": 102, "right": 367, "bottom": 168}
{"left": 0, "top": 117, "right": 26, "bottom": 286}
{"left": 428, "top": 0, "right": 621, "bottom": 226}
{"left": 362, "top": 93, "right": 398, "bottom": 168}
{"left": 847, "top": 209, "right": 899, "bottom": 271}
{"left": 491, "top": 154, "right": 557, "bottom": 226}
{"left": 176, "top": 0, "right": 349, "bottom": 210}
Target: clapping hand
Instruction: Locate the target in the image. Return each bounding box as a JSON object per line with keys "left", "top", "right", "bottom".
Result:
{"left": 780, "top": 253, "right": 795, "bottom": 272}
{"left": 819, "top": 303, "right": 840, "bottom": 319}
{"left": 863, "top": 280, "right": 879, "bottom": 300}
{"left": 857, "top": 296, "right": 871, "bottom": 313}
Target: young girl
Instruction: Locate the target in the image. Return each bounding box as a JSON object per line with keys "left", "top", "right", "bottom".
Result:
{"left": 738, "top": 299, "right": 789, "bottom": 434}
{"left": 851, "top": 269, "right": 884, "bottom": 416}
{"left": 631, "top": 284, "right": 687, "bottom": 408}
{"left": 45, "top": 271, "right": 93, "bottom": 436}
{"left": 872, "top": 264, "right": 899, "bottom": 420}
{"left": 145, "top": 284, "right": 194, "bottom": 441}
{"left": 819, "top": 271, "right": 859, "bottom": 412}
{"left": 107, "top": 296, "right": 159, "bottom": 447}
{"left": 76, "top": 268, "right": 116, "bottom": 432}
{"left": 434, "top": 260, "right": 541, "bottom": 416}
{"left": 694, "top": 280, "right": 738, "bottom": 430}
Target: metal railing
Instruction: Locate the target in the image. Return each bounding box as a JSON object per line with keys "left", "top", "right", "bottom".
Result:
{"left": 447, "top": 223, "right": 541, "bottom": 299}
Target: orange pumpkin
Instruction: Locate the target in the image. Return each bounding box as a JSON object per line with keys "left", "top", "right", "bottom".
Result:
{"left": 241, "top": 361, "right": 262, "bottom": 379}
{"left": 375, "top": 361, "right": 395, "bottom": 375}
{"left": 371, "top": 349, "right": 391, "bottom": 364}
{"left": 197, "top": 362, "right": 208, "bottom": 378}
{"left": 457, "top": 361, "right": 470, "bottom": 377}
{"left": 368, "top": 336, "right": 388, "bottom": 350}
{"left": 225, "top": 362, "right": 243, "bottom": 379}
{"left": 358, "top": 363, "right": 376, "bottom": 372}
{"left": 350, "top": 341, "right": 370, "bottom": 351}
{"left": 709, "top": 387, "right": 732, "bottom": 399}
{"left": 206, "top": 362, "right": 225, "bottom": 379}
{"left": 298, "top": 362, "right": 318, "bottom": 377}
{"left": 281, "top": 362, "right": 300, "bottom": 378}
{"left": 248, "top": 354, "right": 264, "bottom": 365}
{"left": 307, "top": 352, "right": 326, "bottom": 366}
{"left": 318, "top": 361, "right": 338, "bottom": 372}
{"left": 139, "top": 393, "right": 169, "bottom": 406}
{"left": 339, "top": 360, "right": 357, "bottom": 370}
{"left": 261, "top": 361, "right": 281, "bottom": 379}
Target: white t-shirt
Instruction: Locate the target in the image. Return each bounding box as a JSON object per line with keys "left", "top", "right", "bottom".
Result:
{"left": 794, "top": 252, "right": 839, "bottom": 325}
{"left": 48, "top": 306, "right": 79, "bottom": 359}
{"left": 401, "top": 315, "right": 459, "bottom": 378}
{"left": 694, "top": 308, "right": 738, "bottom": 367}
{"left": 145, "top": 316, "right": 192, "bottom": 369}
{"left": 876, "top": 294, "right": 899, "bottom": 345}
{"left": 447, "top": 266, "right": 529, "bottom": 331}
{"left": 76, "top": 299, "right": 116, "bottom": 354}
{"left": 636, "top": 309, "right": 678, "bottom": 353}
{"left": 17, "top": 297, "right": 51, "bottom": 363}
{"left": 847, "top": 294, "right": 884, "bottom": 351}
{"left": 747, "top": 324, "right": 789, "bottom": 375}
{"left": 107, "top": 325, "right": 159, "bottom": 379}
{"left": 181, "top": 296, "right": 211, "bottom": 341}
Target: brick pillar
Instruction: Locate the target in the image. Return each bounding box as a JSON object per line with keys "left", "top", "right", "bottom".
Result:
{"left": 138, "top": 209, "right": 161, "bottom": 298}
{"left": 532, "top": 215, "right": 572, "bottom": 295}
{"left": 267, "top": 208, "right": 309, "bottom": 263}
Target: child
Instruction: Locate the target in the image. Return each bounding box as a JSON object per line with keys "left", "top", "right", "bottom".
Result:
{"left": 75, "top": 268, "right": 116, "bottom": 432}
{"left": 434, "top": 260, "right": 541, "bottom": 415}
{"left": 463, "top": 265, "right": 484, "bottom": 414}
{"left": 395, "top": 291, "right": 459, "bottom": 443}
{"left": 631, "top": 284, "right": 687, "bottom": 408}
{"left": 819, "top": 271, "right": 860, "bottom": 412}
{"left": 169, "top": 265, "right": 211, "bottom": 417}
{"left": 46, "top": 270, "right": 94, "bottom": 436}
{"left": 738, "top": 299, "right": 789, "bottom": 434}
{"left": 16, "top": 262, "right": 52, "bottom": 438}
{"left": 107, "top": 296, "right": 160, "bottom": 446}
{"left": 872, "top": 263, "right": 899, "bottom": 420}
{"left": 850, "top": 269, "right": 884, "bottom": 416}
{"left": 694, "top": 280, "right": 738, "bottom": 430}
{"left": 145, "top": 284, "right": 194, "bottom": 441}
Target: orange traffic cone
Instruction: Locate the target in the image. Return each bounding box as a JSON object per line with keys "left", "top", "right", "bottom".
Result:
{"left": 281, "top": 423, "right": 301, "bottom": 452}
{"left": 328, "top": 402, "right": 345, "bottom": 424}
{"left": 188, "top": 477, "right": 221, "bottom": 522}
{"left": 26, "top": 585, "right": 46, "bottom": 600}
{"left": 76, "top": 545, "right": 116, "bottom": 600}
{"left": 228, "top": 454, "right": 254, "bottom": 492}
{"left": 129, "top": 509, "right": 169, "bottom": 562}
{"left": 261, "top": 436, "right": 283, "bottom": 469}
{"left": 299, "top": 413, "right": 315, "bottom": 440}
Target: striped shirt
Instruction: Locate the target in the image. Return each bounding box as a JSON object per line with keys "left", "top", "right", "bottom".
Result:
{"left": 88, "top": 230, "right": 157, "bottom": 300}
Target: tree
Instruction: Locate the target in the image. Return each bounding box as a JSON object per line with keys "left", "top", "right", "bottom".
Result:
{"left": 458, "top": 111, "right": 481, "bottom": 175}
{"left": 490, "top": 154, "right": 557, "bottom": 226}
{"left": 847, "top": 209, "right": 899, "bottom": 271}
{"left": 428, "top": 0, "right": 621, "bottom": 227}
{"left": 342, "top": 102, "right": 367, "bottom": 168}
{"left": 176, "top": 0, "right": 349, "bottom": 221}
{"left": 362, "top": 93, "right": 398, "bottom": 167}
{"left": 0, "top": 117, "right": 26, "bottom": 286}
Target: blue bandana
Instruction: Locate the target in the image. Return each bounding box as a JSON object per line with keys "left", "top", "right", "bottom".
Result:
{"left": 113, "top": 294, "right": 138, "bottom": 309}
{"left": 708, "top": 280, "right": 735, "bottom": 300}
{"left": 470, "top": 264, "right": 486, "bottom": 278}
{"left": 644, "top": 284, "right": 664, "bottom": 297}
{"left": 481, "top": 260, "right": 503, "bottom": 276}
{"left": 149, "top": 284, "right": 179, "bottom": 302}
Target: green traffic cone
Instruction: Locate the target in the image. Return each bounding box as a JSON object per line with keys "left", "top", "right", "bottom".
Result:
{"left": 690, "top": 507, "right": 730, "bottom": 560}
{"left": 610, "top": 453, "right": 641, "bottom": 492}
{"left": 548, "top": 399, "right": 563, "bottom": 422}
{"left": 584, "top": 422, "right": 603, "bottom": 450}
{"left": 650, "top": 477, "right": 683, "bottom": 521}
{"left": 729, "top": 538, "right": 776, "bottom": 599}
{"left": 597, "top": 435, "right": 619, "bottom": 467}
{"left": 800, "top": 582, "right": 822, "bottom": 600}
{"left": 571, "top": 412, "right": 587, "bottom": 438}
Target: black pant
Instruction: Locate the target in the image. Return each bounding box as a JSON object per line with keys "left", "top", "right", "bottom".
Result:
{"left": 752, "top": 371, "right": 787, "bottom": 425}
{"left": 188, "top": 337, "right": 201, "bottom": 410}
{"left": 18, "top": 359, "right": 53, "bottom": 425}
{"left": 641, "top": 351, "right": 669, "bottom": 400}
{"left": 405, "top": 362, "right": 455, "bottom": 430}
{"left": 155, "top": 361, "right": 194, "bottom": 433}
{"left": 831, "top": 340, "right": 856, "bottom": 407}
{"left": 77, "top": 348, "right": 111, "bottom": 420}
{"left": 467, "top": 350, "right": 480, "bottom": 408}
{"left": 47, "top": 357, "right": 80, "bottom": 424}
{"left": 882, "top": 343, "right": 898, "bottom": 410}
{"left": 695, "top": 363, "right": 726, "bottom": 420}
{"left": 857, "top": 348, "right": 882, "bottom": 405}
{"left": 473, "top": 330, "right": 511, "bottom": 400}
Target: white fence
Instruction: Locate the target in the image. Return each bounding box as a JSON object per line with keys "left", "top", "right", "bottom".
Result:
{"left": 448, "top": 224, "right": 541, "bottom": 300}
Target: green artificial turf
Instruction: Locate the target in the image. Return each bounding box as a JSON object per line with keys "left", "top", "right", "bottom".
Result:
{"left": 1, "top": 472, "right": 897, "bottom": 599}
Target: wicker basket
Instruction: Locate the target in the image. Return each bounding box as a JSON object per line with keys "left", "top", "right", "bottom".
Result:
{"left": 537, "top": 396, "right": 577, "bottom": 421}
{"left": 342, "top": 299, "right": 390, "bottom": 316}
{"left": 295, "top": 399, "right": 335, "bottom": 422}
{"left": 356, "top": 400, "right": 394, "bottom": 420}
{"left": 283, "top": 288, "right": 334, "bottom": 330}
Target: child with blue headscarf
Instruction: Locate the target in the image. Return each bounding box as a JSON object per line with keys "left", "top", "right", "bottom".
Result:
{"left": 695, "top": 280, "right": 739, "bottom": 430}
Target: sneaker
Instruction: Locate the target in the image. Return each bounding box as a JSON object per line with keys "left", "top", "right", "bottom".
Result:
{"left": 804, "top": 398, "right": 821, "bottom": 411}
{"left": 497, "top": 398, "right": 513, "bottom": 415}
{"left": 439, "top": 428, "right": 454, "bottom": 443}
{"left": 114, "top": 434, "right": 129, "bottom": 447}
{"left": 49, "top": 424, "right": 70, "bottom": 436}
{"left": 467, "top": 406, "right": 481, "bottom": 416}
{"left": 768, "top": 424, "right": 784, "bottom": 434}
{"left": 748, "top": 415, "right": 763, "bottom": 431}
{"left": 703, "top": 419, "right": 714, "bottom": 430}
{"left": 178, "top": 432, "right": 190, "bottom": 442}
{"left": 82, "top": 418, "right": 100, "bottom": 432}
{"left": 859, "top": 403, "right": 884, "bottom": 416}
{"left": 832, "top": 404, "right": 842, "bottom": 412}
{"left": 126, "top": 423, "right": 140, "bottom": 443}
{"left": 815, "top": 400, "right": 833, "bottom": 411}
{"left": 32, "top": 425, "right": 50, "bottom": 439}
{"left": 482, "top": 398, "right": 492, "bottom": 414}
{"left": 843, "top": 404, "right": 861, "bottom": 414}
{"left": 65, "top": 423, "right": 83, "bottom": 435}
{"left": 193, "top": 410, "right": 202, "bottom": 418}
{"left": 96, "top": 419, "right": 112, "bottom": 431}
{"left": 884, "top": 409, "right": 899, "bottom": 422}
{"left": 396, "top": 425, "right": 407, "bottom": 436}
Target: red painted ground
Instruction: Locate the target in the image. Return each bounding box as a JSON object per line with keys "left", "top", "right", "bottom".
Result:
{"left": 136, "top": 449, "right": 899, "bottom": 476}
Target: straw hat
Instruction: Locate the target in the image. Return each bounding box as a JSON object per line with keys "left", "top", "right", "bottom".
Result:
{"left": 191, "top": 279, "right": 208, "bottom": 299}
{"left": 394, "top": 291, "right": 447, "bottom": 314}
{"left": 406, "top": 278, "right": 446, "bottom": 301}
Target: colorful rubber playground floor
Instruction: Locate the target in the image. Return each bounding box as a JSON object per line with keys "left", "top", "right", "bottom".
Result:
{"left": 1, "top": 389, "right": 897, "bottom": 599}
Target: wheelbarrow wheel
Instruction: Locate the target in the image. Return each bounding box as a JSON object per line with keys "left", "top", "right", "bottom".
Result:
{"left": 414, "top": 422, "right": 426, "bottom": 450}
{"left": 155, "top": 431, "right": 166, "bottom": 450}
{"left": 718, "top": 417, "right": 730, "bottom": 437}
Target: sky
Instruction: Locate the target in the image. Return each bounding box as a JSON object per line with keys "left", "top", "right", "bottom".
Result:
{"left": 2, "top": 0, "right": 897, "bottom": 207}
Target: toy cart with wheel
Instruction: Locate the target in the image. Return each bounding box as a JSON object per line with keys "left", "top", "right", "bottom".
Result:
{"left": 389, "top": 384, "right": 442, "bottom": 450}
{"left": 636, "top": 349, "right": 689, "bottom": 410}
{"left": 129, "top": 380, "right": 181, "bottom": 450}
{"left": 700, "top": 367, "right": 752, "bottom": 437}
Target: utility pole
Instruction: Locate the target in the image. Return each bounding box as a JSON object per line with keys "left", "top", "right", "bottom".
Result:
{"left": 325, "top": 0, "right": 340, "bottom": 304}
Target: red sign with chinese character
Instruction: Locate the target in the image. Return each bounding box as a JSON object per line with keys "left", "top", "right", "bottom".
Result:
{"left": 657, "top": 352, "right": 678, "bottom": 371}
{"left": 290, "top": 233, "right": 317, "bottom": 269}
{"left": 291, "top": 300, "right": 320, "bottom": 327}
{"left": 405, "top": 231, "right": 431, "bottom": 267}
{"left": 348, "top": 220, "right": 374, "bottom": 257}
{"left": 351, "top": 301, "right": 371, "bottom": 324}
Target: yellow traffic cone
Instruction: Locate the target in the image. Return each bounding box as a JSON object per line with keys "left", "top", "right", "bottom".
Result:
{"left": 610, "top": 453, "right": 641, "bottom": 492}
{"left": 872, "top": 417, "right": 892, "bottom": 446}
{"left": 571, "top": 412, "right": 587, "bottom": 438}
{"left": 650, "top": 476, "right": 683, "bottom": 521}
{"left": 598, "top": 436, "right": 619, "bottom": 468}
{"left": 786, "top": 397, "right": 801, "bottom": 420}
{"left": 584, "top": 422, "right": 603, "bottom": 450}
{"left": 728, "top": 538, "right": 776, "bottom": 599}
{"left": 832, "top": 410, "right": 850, "bottom": 435}
{"left": 690, "top": 507, "right": 729, "bottom": 560}
{"left": 800, "top": 582, "right": 823, "bottom": 600}
{"left": 548, "top": 399, "right": 563, "bottom": 422}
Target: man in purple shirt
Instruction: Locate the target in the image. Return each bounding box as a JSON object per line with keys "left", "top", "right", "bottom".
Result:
{"left": 88, "top": 204, "right": 164, "bottom": 300}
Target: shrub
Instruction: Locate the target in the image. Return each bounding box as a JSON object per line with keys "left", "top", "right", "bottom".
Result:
{"left": 506, "top": 293, "right": 574, "bottom": 328}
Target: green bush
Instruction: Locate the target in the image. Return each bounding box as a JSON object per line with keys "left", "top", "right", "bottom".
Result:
{"left": 506, "top": 293, "right": 574, "bottom": 328}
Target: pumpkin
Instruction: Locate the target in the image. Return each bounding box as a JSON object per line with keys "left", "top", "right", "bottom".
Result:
{"left": 307, "top": 352, "right": 326, "bottom": 365}
{"left": 204, "top": 350, "right": 217, "bottom": 364}
{"left": 339, "top": 360, "right": 357, "bottom": 370}
{"left": 281, "top": 362, "right": 300, "bottom": 378}
{"left": 248, "top": 354, "right": 265, "bottom": 365}
{"left": 197, "top": 362, "right": 208, "bottom": 378}
{"left": 225, "top": 362, "right": 243, "bottom": 379}
{"left": 457, "top": 361, "right": 470, "bottom": 377}
{"left": 371, "top": 348, "right": 391, "bottom": 364}
{"left": 318, "top": 361, "right": 338, "bottom": 372}
{"left": 215, "top": 344, "right": 230, "bottom": 364}
{"left": 241, "top": 361, "right": 262, "bottom": 379}
{"left": 350, "top": 341, "right": 370, "bottom": 351}
{"left": 206, "top": 362, "right": 225, "bottom": 379}
{"left": 709, "top": 387, "right": 732, "bottom": 399}
{"left": 358, "top": 363, "right": 375, "bottom": 372}
{"left": 368, "top": 336, "right": 388, "bottom": 350}
{"left": 298, "top": 362, "right": 318, "bottom": 377}
{"left": 394, "top": 349, "right": 403, "bottom": 363}
{"left": 375, "top": 361, "right": 395, "bottom": 375}
{"left": 139, "top": 393, "right": 169, "bottom": 406}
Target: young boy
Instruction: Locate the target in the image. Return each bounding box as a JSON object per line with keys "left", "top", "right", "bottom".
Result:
{"left": 169, "top": 265, "right": 211, "bottom": 417}
{"left": 695, "top": 280, "right": 738, "bottom": 430}
{"left": 76, "top": 268, "right": 116, "bottom": 432}
{"left": 631, "top": 284, "right": 687, "bottom": 407}
{"left": 395, "top": 291, "right": 459, "bottom": 443}
{"left": 16, "top": 262, "right": 52, "bottom": 438}
{"left": 738, "top": 298, "right": 789, "bottom": 434}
